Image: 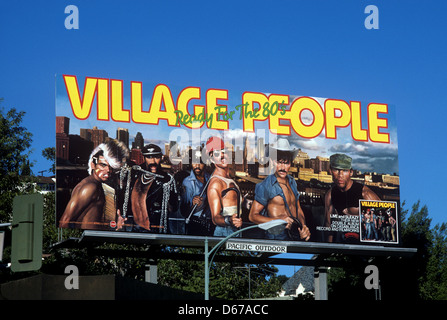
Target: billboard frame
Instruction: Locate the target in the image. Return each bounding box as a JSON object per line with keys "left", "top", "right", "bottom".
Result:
{"left": 55, "top": 74, "right": 403, "bottom": 254}
{"left": 62, "top": 230, "right": 416, "bottom": 260}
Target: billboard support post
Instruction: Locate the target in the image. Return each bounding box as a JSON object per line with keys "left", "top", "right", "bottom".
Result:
{"left": 145, "top": 259, "right": 158, "bottom": 284}
{"left": 375, "top": 282, "right": 382, "bottom": 300}
{"left": 204, "top": 237, "right": 209, "bottom": 300}
{"left": 314, "top": 266, "right": 328, "bottom": 300}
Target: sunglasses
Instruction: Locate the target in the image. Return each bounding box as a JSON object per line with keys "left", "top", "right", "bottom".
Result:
{"left": 146, "top": 154, "right": 162, "bottom": 159}
{"left": 212, "top": 149, "right": 228, "bottom": 158}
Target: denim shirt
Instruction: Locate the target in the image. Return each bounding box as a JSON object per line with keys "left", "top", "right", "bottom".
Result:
{"left": 181, "top": 170, "right": 211, "bottom": 217}
{"left": 254, "top": 173, "right": 300, "bottom": 216}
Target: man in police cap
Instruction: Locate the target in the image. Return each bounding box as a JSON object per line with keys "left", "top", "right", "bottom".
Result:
{"left": 130, "top": 143, "right": 179, "bottom": 233}
{"left": 324, "top": 153, "right": 380, "bottom": 243}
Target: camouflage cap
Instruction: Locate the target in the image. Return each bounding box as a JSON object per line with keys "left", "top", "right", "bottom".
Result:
{"left": 329, "top": 153, "right": 352, "bottom": 170}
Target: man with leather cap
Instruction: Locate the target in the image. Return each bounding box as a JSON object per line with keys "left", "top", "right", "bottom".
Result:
{"left": 130, "top": 143, "right": 179, "bottom": 233}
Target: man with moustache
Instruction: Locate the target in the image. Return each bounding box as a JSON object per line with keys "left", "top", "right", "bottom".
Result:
{"left": 59, "top": 139, "right": 129, "bottom": 230}
{"left": 130, "top": 143, "right": 179, "bottom": 233}
{"left": 181, "top": 147, "right": 213, "bottom": 235}
{"left": 206, "top": 136, "right": 243, "bottom": 237}
{"left": 324, "top": 153, "right": 380, "bottom": 243}
{"left": 249, "top": 138, "right": 310, "bottom": 241}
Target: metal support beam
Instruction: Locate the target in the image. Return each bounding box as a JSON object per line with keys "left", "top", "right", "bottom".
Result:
{"left": 314, "top": 266, "right": 328, "bottom": 300}
{"left": 145, "top": 259, "right": 158, "bottom": 284}
{"left": 86, "top": 247, "right": 349, "bottom": 268}
{"left": 76, "top": 230, "right": 417, "bottom": 258}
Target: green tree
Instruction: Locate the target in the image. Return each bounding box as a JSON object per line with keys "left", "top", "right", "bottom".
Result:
{"left": 0, "top": 104, "right": 34, "bottom": 223}
{"left": 399, "top": 200, "right": 433, "bottom": 298}
{"left": 420, "top": 220, "right": 447, "bottom": 299}
{"left": 42, "top": 147, "right": 55, "bottom": 174}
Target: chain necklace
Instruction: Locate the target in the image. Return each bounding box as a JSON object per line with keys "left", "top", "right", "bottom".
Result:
{"left": 119, "top": 164, "right": 163, "bottom": 218}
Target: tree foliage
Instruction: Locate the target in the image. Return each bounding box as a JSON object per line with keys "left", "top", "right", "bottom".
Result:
{"left": 0, "top": 105, "right": 34, "bottom": 222}
{"left": 42, "top": 147, "right": 55, "bottom": 174}
{"left": 404, "top": 201, "right": 447, "bottom": 300}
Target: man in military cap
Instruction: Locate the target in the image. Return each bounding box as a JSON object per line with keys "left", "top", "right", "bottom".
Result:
{"left": 324, "top": 153, "right": 380, "bottom": 243}
{"left": 130, "top": 143, "right": 179, "bottom": 233}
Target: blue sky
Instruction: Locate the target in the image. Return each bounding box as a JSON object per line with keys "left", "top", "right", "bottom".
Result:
{"left": 2, "top": 1, "right": 447, "bottom": 276}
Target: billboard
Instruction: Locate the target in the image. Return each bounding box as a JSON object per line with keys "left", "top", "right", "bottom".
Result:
{"left": 56, "top": 74, "right": 400, "bottom": 247}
